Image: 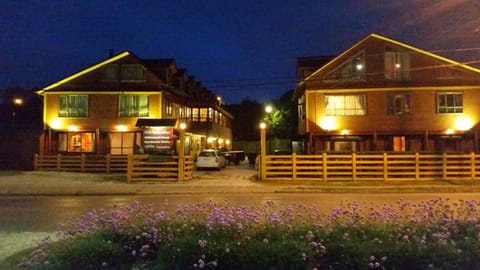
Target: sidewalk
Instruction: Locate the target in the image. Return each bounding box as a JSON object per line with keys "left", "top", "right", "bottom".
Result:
{"left": 1, "top": 169, "right": 480, "bottom": 196}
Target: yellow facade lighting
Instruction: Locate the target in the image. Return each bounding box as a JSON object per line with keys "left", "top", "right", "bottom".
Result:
{"left": 207, "top": 137, "right": 216, "bottom": 143}
{"left": 40, "top": 51, "right": 131, "bottom": 92}
{"left": 319, "top": 116, "right": 337, "bottom": 131}
{"left": 446, "top": 129, "right": 455, "bottom": 135}
{"left": 341, "top": 129, "right": 349, "bottom": 135}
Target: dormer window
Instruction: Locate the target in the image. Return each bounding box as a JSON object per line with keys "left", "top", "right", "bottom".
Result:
{"left": 102, "top": 64, "right": 119, "bottom": 81}
{"left": 326, "top": 51, "right": 365, "bottom": 81}
{"left": 385, "top": 46, "right": 410, "bottom": 80}
{"left": 121, "top": 65, "right": 145, "bottom": 82}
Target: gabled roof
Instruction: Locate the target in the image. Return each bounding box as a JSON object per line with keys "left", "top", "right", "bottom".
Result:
{"left": 37, "top": 51, "right": 133, "bottom": 94}
{"left": 303, "top": 33, "right": 480, "bottom": 83}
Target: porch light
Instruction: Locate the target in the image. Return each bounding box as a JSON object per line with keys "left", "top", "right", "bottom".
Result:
{"left": 116, "top": 125, "right": 127, "bottom": 132}
{"left": 395, "top": 63, "right": 401, "bottom": 69}
{"left": 319, "top": 116, "right": 337, "bottom": 131}
{"left": 49, "top": 119, "right": 62, "bottom": 130}
{"left": 355, "top": 63, "right": 363, "bottom": 70}
{"left": 68, "top": 125, "right": 78, "bottom": 132}
{"left": 207, "top": 137, "right": 216, "bottom": 143}
{"left": 225, "top": 139, "right": 231, "bottom": 145}
{"left": 179, "top": 122, "right": 187, "bottom": 130}
{"left": 218, "top": 138, "right": 224, "bottom": 144}
{"left": 454, "top": 116, "right": 473, "bottom": 131}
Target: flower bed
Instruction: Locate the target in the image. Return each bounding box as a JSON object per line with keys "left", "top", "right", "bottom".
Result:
{"left": 11, "top": 198, "right": 480, "bottom": 269}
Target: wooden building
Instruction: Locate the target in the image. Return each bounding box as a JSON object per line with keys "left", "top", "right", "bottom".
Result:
{"left": 37, "top": 51, "right": 233, "bottom": 156}
{"left": 294, "top": 33, "right": 480, "bottom": 154}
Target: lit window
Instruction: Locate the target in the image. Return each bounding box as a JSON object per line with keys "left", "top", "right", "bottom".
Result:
{"left": 165, "top": 100, "right": 173, "bottom": 116}
{"left": 119, "top": 95, "right": 149, "bottom": 117}
{"left": 327, "top": 52, "right": 365, "bottom": 81}
{"left": 387, "top": 93, "right": 411, "bottom": 115}
{"left": 58, "top": 95, "right": 88, "bottom": 117}
{"left": 437, "top": 92, "right": 463, "bottom": 113}
{"left": 58, "top": 132, "right": 95, "bottom": 153}
{"left": 325, "top": 95, "right": 366, "bottom": 116}
{"left": 385, "top": 46, "right": 410, "bottom": 80}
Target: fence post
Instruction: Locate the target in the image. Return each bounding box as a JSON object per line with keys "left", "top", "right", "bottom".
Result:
{"left": 127, "top": 154, "right": 133, "bottom": 183}
{"left": 415, "top": 152, "right": 420, "bottom": 181}
{"left": 81, "top": 154, "right": 86, "bottom": 172}
{"left": 383, "top": 153, "right": 388, "bottom": 181}
{"left": 106, "top": 154, "right": 111, "bottom": 173}
{"left": 292, "top": 153, "right": 297, "bottom": 181}
{"left": 322, "top": 152, "right": 327, "bottom": 182}
{"left": 442, "top": 153, "right": 447, "bottom": 180}
{"left": 471, "top": 152, "right": 476, "bottom": 180}
{"left": 352, "top": 153, "right": 357, "bottom": 181}
{"left": 56, "top": 154, "right": 61, "bottom": 171}
{"left": 177, "top": 128, "right": 186, "bottom": 182}
{"left": 34, "top": 153, "right": 38, "bottom": 170}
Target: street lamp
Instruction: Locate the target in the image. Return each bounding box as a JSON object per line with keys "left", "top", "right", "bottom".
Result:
{"left": 265, "top": 105, "right": 273, "bottom": 114}
{"left": 12, "top": 97, "right": 24, "bottom": 131}
{"left": 259, "top": 122, "right": 267, "bottom": 180}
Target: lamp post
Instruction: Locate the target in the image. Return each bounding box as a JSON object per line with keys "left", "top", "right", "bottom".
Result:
{"left": 259, "top": 122, "right": 267, "bottom": 180}
{"left": 178, "top": 122, "right": 187, "bottom": 181}
{"left": 12, "top": 97, "right": 24, "bottom": 132}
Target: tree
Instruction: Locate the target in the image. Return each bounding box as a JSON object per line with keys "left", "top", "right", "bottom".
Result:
{"left": 262, "top": 89, "right": 297, "bottom": 139}
{"left": 225, "top": 98, "right": 263, "bottom": 140}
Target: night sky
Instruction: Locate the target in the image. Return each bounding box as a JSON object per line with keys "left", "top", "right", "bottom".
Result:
{"left": 2, "top": 0, "right": 480, "bottom": 104}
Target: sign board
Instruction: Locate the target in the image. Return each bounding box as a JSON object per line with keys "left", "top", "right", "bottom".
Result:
{"left": 143, "top": 127, "right": 174, "bottom": 154}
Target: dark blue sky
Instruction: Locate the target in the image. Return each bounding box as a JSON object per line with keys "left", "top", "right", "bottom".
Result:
{"left": 2, "top": 0, "right": 479, "bottom": 103}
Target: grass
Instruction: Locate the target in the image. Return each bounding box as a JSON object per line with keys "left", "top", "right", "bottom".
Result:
{"left": 5, "top": 198, "right": 480, "bottom": 269}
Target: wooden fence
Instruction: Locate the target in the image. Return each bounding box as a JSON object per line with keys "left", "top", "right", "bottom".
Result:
{"left": 126, "top": 154, "right": 194, "bottom": 183}
{"left": 34, "top": 154, "right": 128, "bottom": 173}
{"left": 262, "top": 152, "right": 480, "bottom": 181}
{"left": 33, "top": 154, "right": 194, "bottom": 182}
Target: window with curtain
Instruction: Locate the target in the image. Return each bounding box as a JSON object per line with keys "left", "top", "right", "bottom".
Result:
{"left": 325, "top": 95, "right": 366, "bottom": 115}
{"left": 118, "top": 95, "right": 149, "bottom": 117}
{"left": 437, "top": 92, "right": 463, "bottom": 113}
{"left": 58, "top": 95, "right": 89, "bottom": 117}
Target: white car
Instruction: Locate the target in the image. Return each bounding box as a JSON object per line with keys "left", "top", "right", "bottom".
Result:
{"left": 196, "top": 149, "right": 226, "bottom": 170}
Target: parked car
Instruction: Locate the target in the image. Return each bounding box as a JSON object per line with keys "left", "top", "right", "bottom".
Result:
{"left": 196, "top": 149, "right": 226, "bottom": 170}
{"left": 224, "top": 150, "right": 245, "bottom": 165}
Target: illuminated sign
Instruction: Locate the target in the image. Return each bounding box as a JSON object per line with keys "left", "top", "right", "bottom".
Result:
{"left": 143, "top": 127, "right": 174, "bottom": 153}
